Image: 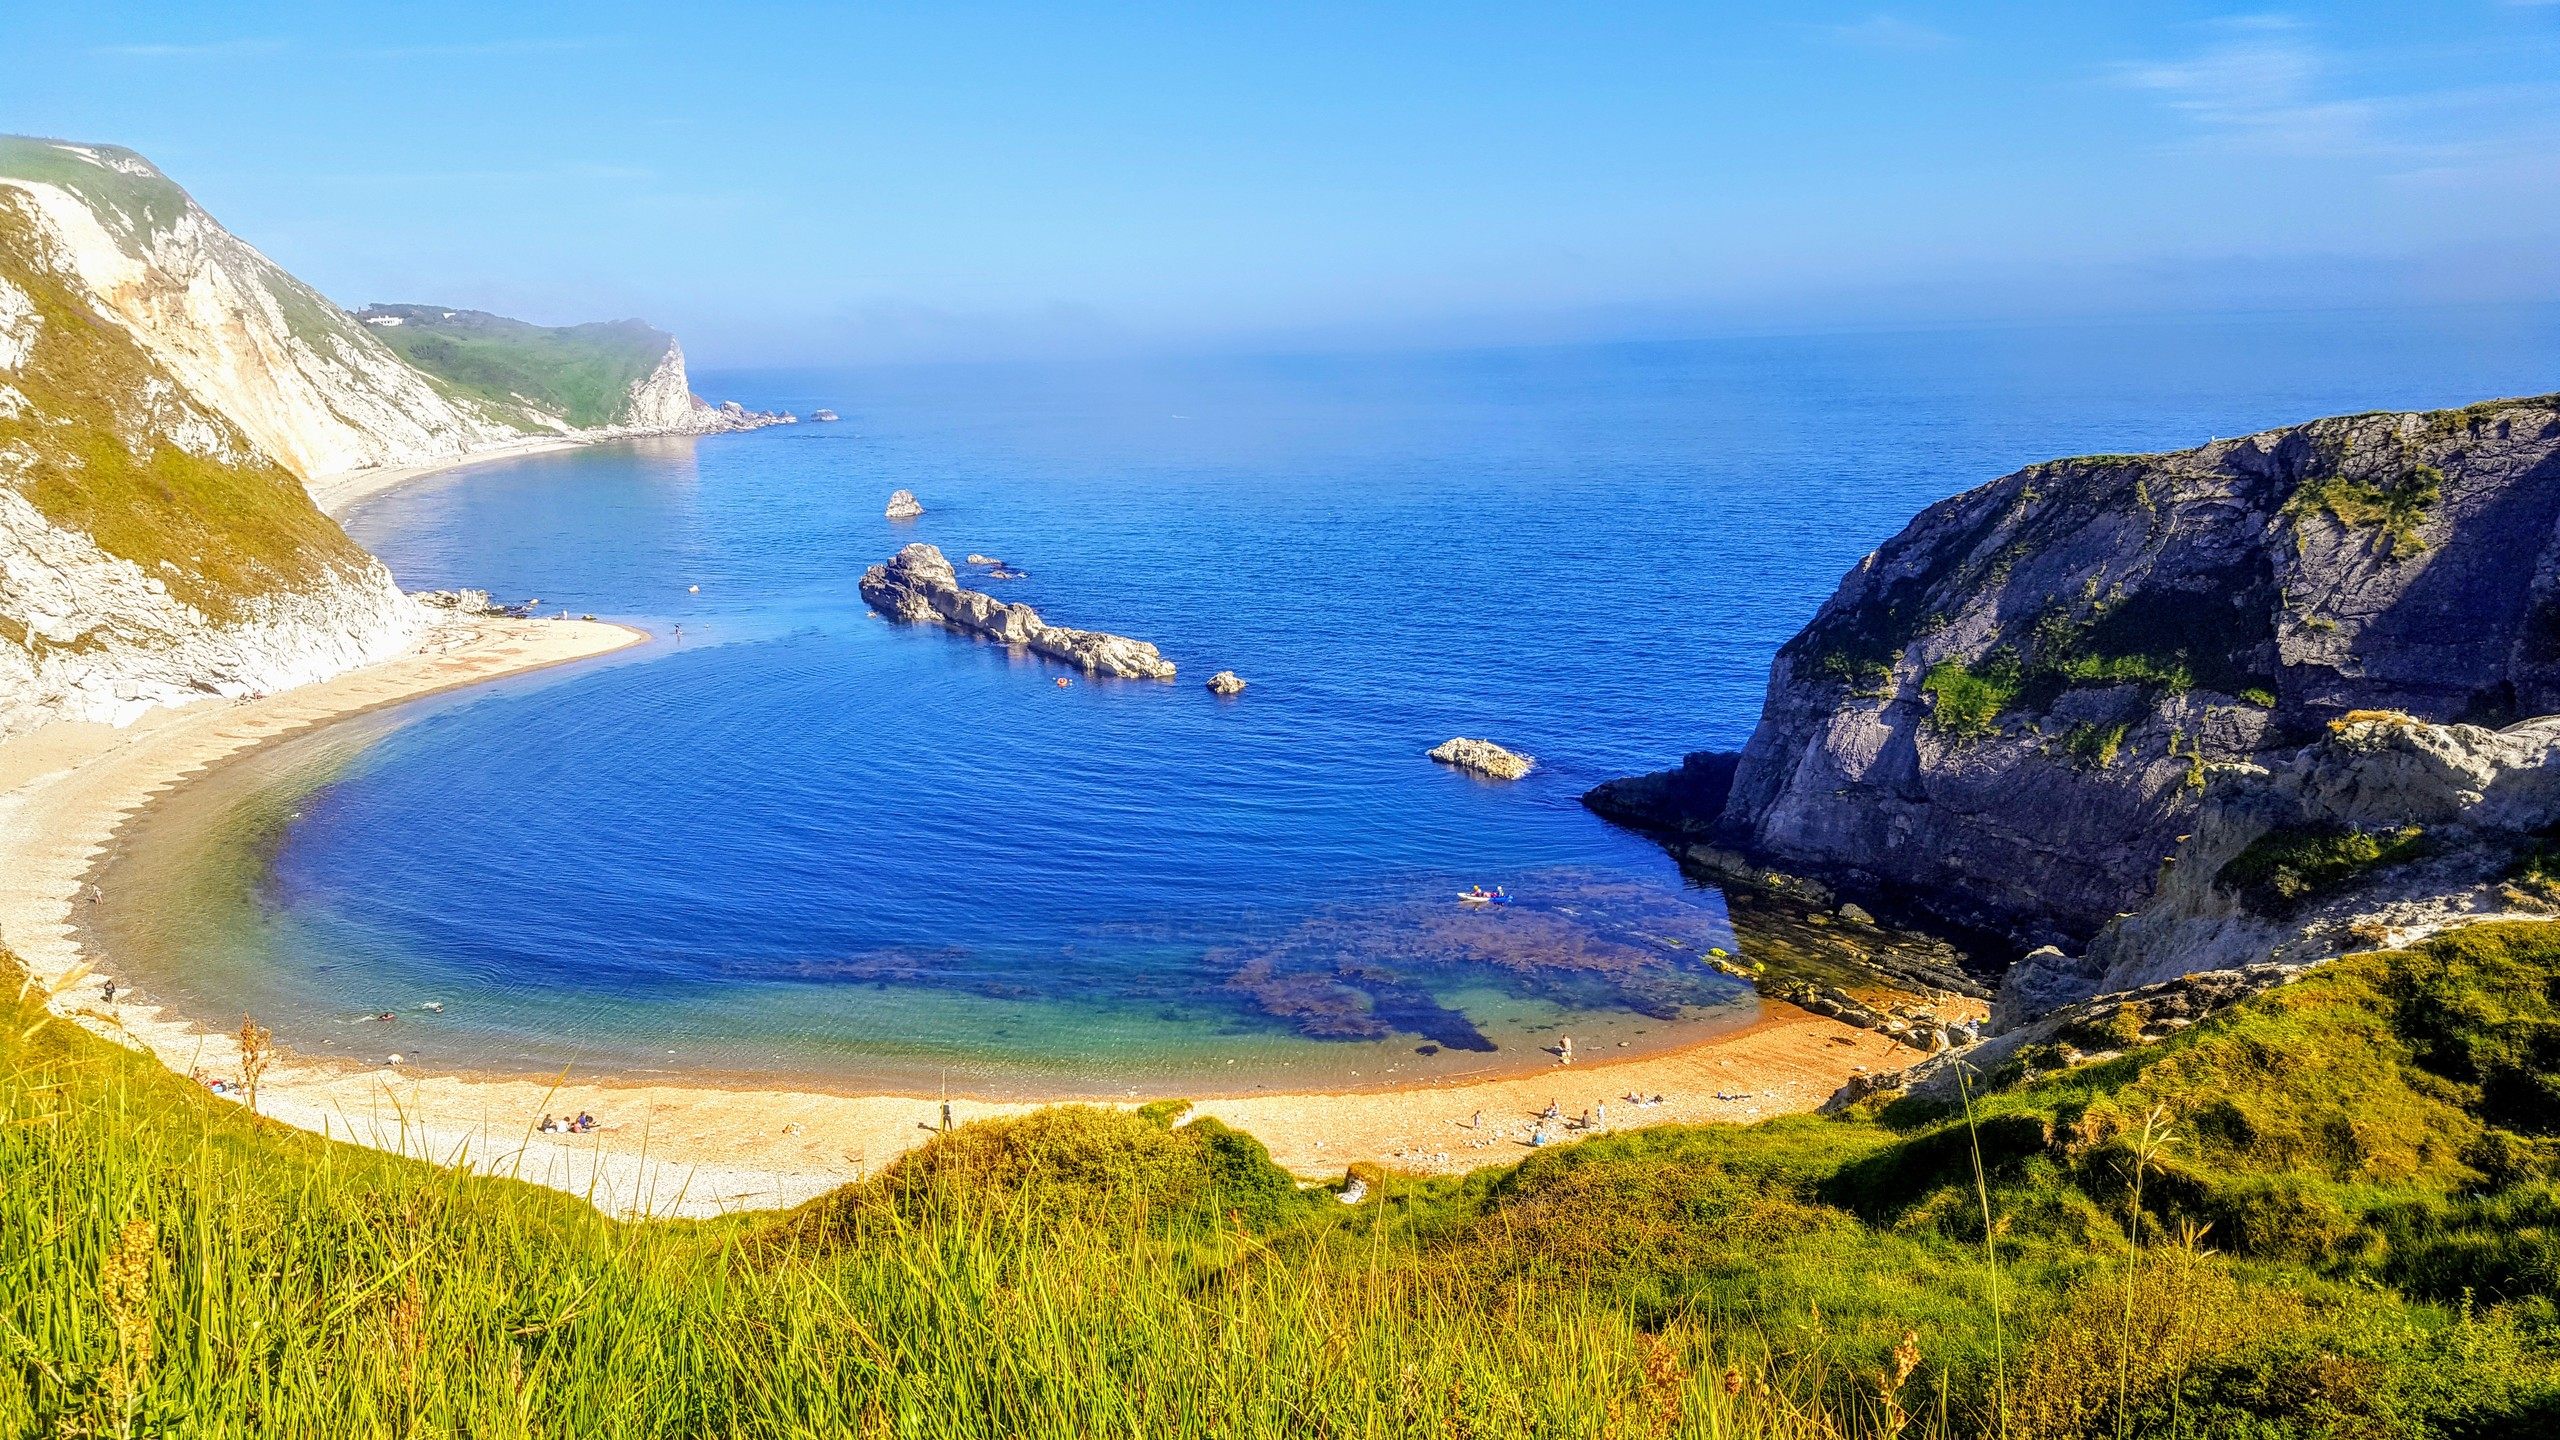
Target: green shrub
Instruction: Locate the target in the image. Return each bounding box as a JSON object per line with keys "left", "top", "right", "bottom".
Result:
{"left": 2286, "top": 463, "right": 2443, "bottom": 557}
{"left": 2216, "top": 822, "right": 2426, "bottom": 915}
{"left": 1922, "top": 647, "right": 2024, "bottom": 739}
{"left": 2061, "top": 721, "right": 2132, "bottom": 769}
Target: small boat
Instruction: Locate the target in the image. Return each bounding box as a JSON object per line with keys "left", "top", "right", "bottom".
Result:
{"left": 1458, "top": 888, "right": 1514, "bottom": 906}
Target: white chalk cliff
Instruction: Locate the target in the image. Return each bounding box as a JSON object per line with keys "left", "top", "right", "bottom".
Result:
{"left": 0, "top": 134, "right": 775, "bottom": 738}
{"left": 0, "top": 184, "right": 419, "bottom": 738}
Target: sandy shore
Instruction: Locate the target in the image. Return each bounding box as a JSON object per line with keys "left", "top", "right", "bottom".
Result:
{"left": 307, "top": 436, "right": 598, "bottom": 517}
{"left": 2, "top": 615, "right": 1943, "bottom": 1219}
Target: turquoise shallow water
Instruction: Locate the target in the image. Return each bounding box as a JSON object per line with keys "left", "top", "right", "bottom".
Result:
{"left": 91, "top": 309, "right": 2560, "bottom": 1095}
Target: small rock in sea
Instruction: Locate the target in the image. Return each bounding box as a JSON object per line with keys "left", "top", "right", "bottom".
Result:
{"left": 1428, "top": 737, "right": 1534, "bottom": 781}
{"left": 965, "top": 553, "right": 1000, "bottom": 566}
{"left": 884, "top": 489, "right": 924, "bottom": 519}
{"left": 1207, "top": 670, "right": 1247, "bottom": 696}
{"left": 811, "top": 408, "right": 840, "bottom": 422}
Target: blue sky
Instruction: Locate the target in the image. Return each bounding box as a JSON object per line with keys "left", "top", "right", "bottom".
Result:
{"left": 8, "top": 2, "right": 2560, "bottom": 363}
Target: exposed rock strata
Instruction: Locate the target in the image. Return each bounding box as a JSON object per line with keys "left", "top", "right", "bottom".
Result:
{"left": 1593, "top": 394, "right": 2560, "bottom": 948}
{"left": 0, "top": 138, "right": 783, "bottom": 487}
{"left": 858, "top": 543, "right": 1174, "bottom": 680}
{"left": 1429, "top": 737, "right": 1534, "bottom": 780}
{"left": 2005, "top": 711, "right": 2560, "bottom": 1022}
{"left": 0, "top": 187, "right": 418, "bottom": 737}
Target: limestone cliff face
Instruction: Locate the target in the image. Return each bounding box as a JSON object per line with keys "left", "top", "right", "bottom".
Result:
{"left": 2032, "top": 713, "right": 2560, "bottom": 1010}
{"left": 1599, "top": 395, "right": 2560, "bottom": 948}
{"left": 352, "top": 305, "right": 785, "bottom": 436}
{"left": 0, "top": 138, "right": 528, "bottom": 479}
{"left": 623, "top": 339, "right": 701, "bottom": 430}
{"left": 0, "top": 188, "right": 418, "bottom": 738}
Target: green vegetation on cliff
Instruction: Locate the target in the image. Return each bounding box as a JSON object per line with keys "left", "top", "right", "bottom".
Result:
{"left": 0, "top": 192, "right": 366, "bottom": 622}
{"left": 2285, "top": 462, "right": 2442, "bottom": 559}
{"left": 355, "top": 305, "right": 672, "bottom": 430}
{"left": 0, "top": 136, "right": 193, "bottom": 253}
{"left": 9, "top": 919, "right": 2560, "bottom": 1436}
{"left": 2217, "top": 822, "right": 2428, "bottom": 916}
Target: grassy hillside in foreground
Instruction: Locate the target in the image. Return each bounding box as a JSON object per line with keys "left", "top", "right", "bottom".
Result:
{"left": 6, "top": 925, "right": 2560, "bottom": 1437}
{"left": 354, "top": 305, "right": 672, "bottom": 430}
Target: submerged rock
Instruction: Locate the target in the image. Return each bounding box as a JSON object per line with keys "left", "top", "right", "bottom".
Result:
{"left": 857, "top": 542, "right": 1175, "bottom": 680}
{"left": 884, "top": 489, "right": 924, "bottom": 520}
{"left": 1428, "top": 737, "right": 1534, "bottom": 781}
{"left": 1207, "top": 670, "right": 1247, "bottom": 697}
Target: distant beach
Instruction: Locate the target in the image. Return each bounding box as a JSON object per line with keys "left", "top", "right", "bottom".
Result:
{"left": 307, "top": 436, "right": 601, "bottom": 517}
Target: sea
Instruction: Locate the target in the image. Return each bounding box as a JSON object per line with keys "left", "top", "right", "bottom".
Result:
{"left": 87, "top": 305, "right": 2560, "bottom": 1096}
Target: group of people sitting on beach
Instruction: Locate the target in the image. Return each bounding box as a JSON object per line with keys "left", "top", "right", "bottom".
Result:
{"left": 538, "top": 1112, "right": 598, "bottom": 1135}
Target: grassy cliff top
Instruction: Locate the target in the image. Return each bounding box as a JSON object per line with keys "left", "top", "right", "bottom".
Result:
{"left": 0, "top": 135, "right": 195, "bottom": 254}
{"left": 0, "top": 191, "right": 366, "bottom": 622}
{"left": 354, "top": 304, "right": 674, "bottom": 430}
{"left": 6, "top": 913, "right": 2558, "bottom": 1435}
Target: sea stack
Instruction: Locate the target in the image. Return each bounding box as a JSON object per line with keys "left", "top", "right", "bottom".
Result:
{"left": 858, "top": 543, "right": 1175, "bottom": 680}
{"left": 885, "top": 489, "right": 924, "bottom": 519}
{"left": 1207, "top": 670, "right": 1248, "bottom": 696}
{"left": 1429, "top": 738, "right": 1534, "bottom": 780}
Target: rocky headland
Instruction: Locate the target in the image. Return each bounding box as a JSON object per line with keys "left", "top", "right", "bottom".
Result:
{"left": 1589, "top": 391, "right": 2560, "bottom": 1051}
{"left": 858, "top": 542, "right": 1175, "bottom": 680}
{"left": 1594, "top": 395, "right": 2560, "bottom": 942}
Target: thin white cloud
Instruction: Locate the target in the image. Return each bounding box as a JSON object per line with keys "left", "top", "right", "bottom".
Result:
{"left": 2117, "top": 15, "right": 2560, "bottom": 167}
{"left": 91, "top": 36, "right": 610, "bottom": 62}
{"left": 314, "top": 163, "right": 659, "bottom": 187}
{"left": 341, "top": 38, "right": 617, "bottom": 60}
{"left": 1817, "top": 14, "right": 1956, "bottom": 52}
{"left": 92, "top": 38, "right": 287, "bottom": 59}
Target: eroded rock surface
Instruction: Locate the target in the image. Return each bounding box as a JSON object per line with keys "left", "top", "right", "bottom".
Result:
{"left": 857, "top": 542, "right": 1175, "bottom": 680}
{"left": 1592, "top": 395, "right": 2560, "bottom": 947}
{"left": 884, "top": 489, "right": 924, "bottom": 520}
{"left": 1429, "top": 737, "right": 1534, "bottom": 780}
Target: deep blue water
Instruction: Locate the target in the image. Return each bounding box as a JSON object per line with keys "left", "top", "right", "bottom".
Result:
{"left": 97, "top": 307, "right": 2560, "bottom": 1094}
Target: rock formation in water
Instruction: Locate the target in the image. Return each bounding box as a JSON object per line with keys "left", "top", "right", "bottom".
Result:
{"left": 858, "top": 542, "right": 1175, "bottom": 680}
{"left": 884, "top": 489, "right": 924, "bottom": 519}
{"left": 1207, "top": 670, "right": 1247, "bottom": 696}
{"left": 811, "top": 408, "right": 839, "bottom": 422}
{"left": 1591, "top": 394, "right": 2560, "bottom": 951}
{"left": 1429, "top": 737, "right": 1534, "bottom": 780}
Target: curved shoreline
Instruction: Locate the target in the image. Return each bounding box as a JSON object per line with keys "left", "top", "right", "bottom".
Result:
{"left": 2, "top": 618, "right": 1926, "bottom": 1218}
